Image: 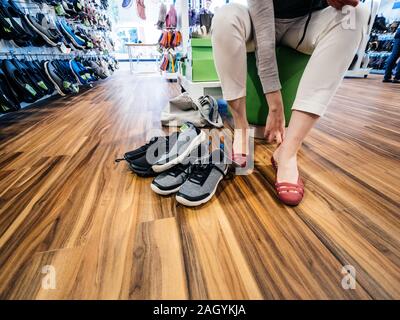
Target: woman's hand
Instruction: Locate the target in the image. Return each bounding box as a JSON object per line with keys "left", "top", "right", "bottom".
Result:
{"left": 264, "top": 90, "right": 286, "bottom": 144}
{"left": 327, "top": 0, "right": 359, "bottom": 10}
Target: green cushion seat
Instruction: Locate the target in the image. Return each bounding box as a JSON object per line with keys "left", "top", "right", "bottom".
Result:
{"left": 246, "top": 47, "right": 310, "bottom": 126}
{"left": 190, "top": 39, "right": 311, "bottom": 125}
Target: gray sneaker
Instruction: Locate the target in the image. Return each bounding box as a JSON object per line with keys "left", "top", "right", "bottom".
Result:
{"left": 23, "top": 14, "right": 61, "bottom": 47}
{"left": 44, "top": 61, "right": 66, "bottom": 96}
{"left": 88, "top": 60, "right": 109, "bottom": 79}
{"left": 151, "top": 163, "right": 192, "bottom": 195}
{"left": 151, "top": 142, "right": 209, "bottom": 195}
{"left": 197, "top": 95, "right": 223, "bottom": 128}
{"left": 152, "top": 122, "right": 207, "bottom": 173}
{"left": 176, "top": 149, "right": 228, "bottom": 207}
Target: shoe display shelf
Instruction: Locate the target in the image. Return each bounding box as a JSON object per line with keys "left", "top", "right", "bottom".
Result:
{"left": 366, "top": 34, "right": 395, "bottom": 75}
{"left": 0, "top": 0, "right": 116, "bottom": 116}
{"left": 178, "top": 37, "right": 222, "bottom": 99}
{"left": 345, "top": 0, "right": 381, "bottom": 79}
{"left": 178, "top": 72, "right": 222, "bottom": 99}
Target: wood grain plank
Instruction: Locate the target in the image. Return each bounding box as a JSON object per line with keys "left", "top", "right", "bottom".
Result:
{"left": 128, "top": 217, "right": 189, "bottom": 300}
{"left": 177, "top": 199, "right": 264, "bottom": 300}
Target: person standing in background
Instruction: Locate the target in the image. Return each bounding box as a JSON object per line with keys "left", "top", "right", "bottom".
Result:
{"left": 383, "top": 25, "right": 400, "bottom": 83}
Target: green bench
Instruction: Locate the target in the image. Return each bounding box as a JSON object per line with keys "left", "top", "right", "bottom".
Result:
{"left": 189, "top": 39, "right": 310, "bottom": 126}
{"left": 246, "top": 47, "right": 310, "bottom": 126}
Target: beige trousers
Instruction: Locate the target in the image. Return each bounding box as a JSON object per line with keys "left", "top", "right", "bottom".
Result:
{"left": 211, "top": 3, "right": 370, "bottom": 116}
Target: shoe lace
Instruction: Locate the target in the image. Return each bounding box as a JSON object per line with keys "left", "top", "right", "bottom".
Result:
{"left": 188, "top": 163, "right": 212, "bottom": 185}
{"left": 168, "top": 164, "right": 191, "bottom": 178}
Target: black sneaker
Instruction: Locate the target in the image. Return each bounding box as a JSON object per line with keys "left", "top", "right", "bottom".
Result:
{"left": 115, "top": 136, "right": 170, "bottom": 163}
{"left": 123, "top": 135, "right": 173, "bottom": 177}
{"left": 0, "top": 79, "right": 19, "bottom": 113}
{"left": 0, "top": 67, "right": 20, "bottom": 112}
{"left": 128, "top": 155, "right": 158, "bottom": 177}
{"left": 2, "top": 59, "right": 39, "bottom": 103}
{"left": 26, "top": 60, "right": 55, "bottom": 94}
{"left": 13, "top": 59, "right": 49, "bottom": 97}
{"left": 44, "top": 60, "right": 69, "bottom": 96}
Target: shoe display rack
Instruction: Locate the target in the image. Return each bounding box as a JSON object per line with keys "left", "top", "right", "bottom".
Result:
{"left": 367, "top": 33, "right": 395, "bottom": 74}
{"left": 177, "top": 0, "right": 222, "bottom": 99}
{"left": 355, "top": 0, "right": 399, "bottom": 76}
{"left": 158, "top": 27, "right": 182, "bottom": 82}
{"left": 0, "top": 0, "right": 118, "bottom": 115}
{"left": 345, "top": 0, "right": 381, "bottom": 78}
{"left": 366, "top": 20, "right": 398, "bottom": 75}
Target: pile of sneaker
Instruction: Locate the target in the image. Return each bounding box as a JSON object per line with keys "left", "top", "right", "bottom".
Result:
{"left": 0, "top": 56, "right": 118, "bottom": 114}
{"left": 117, "top": 122, "right": 230, "bottom": 207}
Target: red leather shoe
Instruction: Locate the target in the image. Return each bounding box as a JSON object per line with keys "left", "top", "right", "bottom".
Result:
{"left": 232, "top": 153, "right": 248, "bottom": 168}
{"left": 275, "top": 178, "right": 304, "bottom": 206}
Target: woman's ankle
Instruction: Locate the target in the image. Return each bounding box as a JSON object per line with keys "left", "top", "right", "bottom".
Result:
{"left": 278, "top": 154, "right": 297, "bottom": 167}
{"left": 276, "top": 155, "right": 299, "bottom": 183}
{"left": 233, "top": 128, "right": 250, "bottom": 155}
{"left": 272, "top": 145, "right": 281, "bottom": 162}
{"left": 274, "top": 141, "right": 299, "bottom": 161}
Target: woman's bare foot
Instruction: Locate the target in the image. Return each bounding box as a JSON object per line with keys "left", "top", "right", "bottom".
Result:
{"left": 227, "top": 96, "right": 249, "bottom": 163}
{"left": 272, "top": 146, "right": 299, "bottom": 184}
{"left": 232, "top": 128, "right": 250, "bottom": 167}
{"left": 233, "top": 128, "right": 250, "bottom": 155}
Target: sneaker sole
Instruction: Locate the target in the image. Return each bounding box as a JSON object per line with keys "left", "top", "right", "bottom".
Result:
{"left": 24, "top": 15, "right": 58, "bottom": 47}
{"left": 150, "top": 183, "right": 181, "bottom": 196}
{"left": 128, "top": 163, "right": 156, "bottom": 177}
{"left": 152, "top": 130, "right": 207, "bottom": 173}
{"left": 175, "top": 165, "right": 228, "bottom": 207}
{"left": 44, "top": 61, "right": 66, "bottom": 96}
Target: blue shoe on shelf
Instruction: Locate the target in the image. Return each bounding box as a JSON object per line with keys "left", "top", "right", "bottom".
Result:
{"left": 121, "top": 0, "right": 133, "bottom": 8}
{"left": 58, "top": 18, "right": 86, "bottom": 49}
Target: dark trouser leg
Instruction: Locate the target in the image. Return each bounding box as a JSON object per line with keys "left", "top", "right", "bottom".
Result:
{"left": 384, "top": 38, "right": 400, "bottom": 80}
